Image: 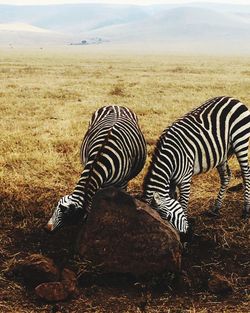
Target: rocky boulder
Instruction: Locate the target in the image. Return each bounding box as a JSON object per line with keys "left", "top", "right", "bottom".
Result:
{"left": 77, "top": 187, "right": 182, "bottom": 276}
{"left": 11, "top": 254, "right": 77, "bottom": 302}
{"left": 35, "top": 268, "right": 77, "bottom": 302}
{"left": 12, "top": 254, "right": 60, "bottom": 287}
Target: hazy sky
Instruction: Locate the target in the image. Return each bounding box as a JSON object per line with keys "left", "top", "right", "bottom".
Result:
{"left": 1, "top": 0, "right": 250, "bottom": 5}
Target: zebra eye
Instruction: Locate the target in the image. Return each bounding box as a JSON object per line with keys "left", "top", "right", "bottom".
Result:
{"left": 59, "top": 204, "right": 67, "bottom": 213}
{"left": 69, "top": 203, "right": 76, "bottom": 210}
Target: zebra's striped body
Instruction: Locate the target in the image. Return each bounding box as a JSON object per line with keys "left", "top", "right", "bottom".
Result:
{"left": 143, "top": 96, "right": 250, "bottom": 232}
{"left": 47, "top": 105, "right": 147, "bottom": 232}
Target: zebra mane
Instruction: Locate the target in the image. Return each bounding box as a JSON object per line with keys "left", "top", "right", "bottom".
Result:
{"left": 161, "top": 97, "right": 229, "bottom": 137}
{"left": 142, "top": 131, "right": 167, "bottom": 198}
{"left": 181, "top": 96, "right": 228, "bottom": 122}
{"left": 83, "top": 109, "right": 119, "bottom": 200}
{"left": 89, "top": 105, "right": 137, "bottom": 127}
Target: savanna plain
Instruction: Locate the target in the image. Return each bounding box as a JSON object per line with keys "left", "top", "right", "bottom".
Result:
{"left": 0, "top": 46, "right": 249, "bottom": 313}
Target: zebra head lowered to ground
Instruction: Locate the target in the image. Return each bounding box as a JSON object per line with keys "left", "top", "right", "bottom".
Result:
{"left": 46, "top": 195, "right": 87, "bottom": 232}
{"left": 151, "top": 192, "right": 189, "bottom": 234}
{"left": 46, "top": 105, "right": 147, "bottom": 233}
{"left": 143, "top": 96, "right": 250, "bottom": 232}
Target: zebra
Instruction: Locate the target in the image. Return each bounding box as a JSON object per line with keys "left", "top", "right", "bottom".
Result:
{"left": 143, "top": 96, "right": 250, "bottom": 233}
{"left": 46, "top": 105, "right": 147, "bottom": 232}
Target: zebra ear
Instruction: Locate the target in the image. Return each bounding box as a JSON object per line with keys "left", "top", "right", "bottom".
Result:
{"left": 152, "top": 192, "right": 162, "bottom": 207}
{"left": 69, "top": 203, "right": 76, "bottom": 210}
{"left": 69, "top": 203, "right": 84, "bottom": 216}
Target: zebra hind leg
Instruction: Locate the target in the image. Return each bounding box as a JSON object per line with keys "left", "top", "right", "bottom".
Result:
{"left": 206, "top": 162, "right": 231, "bottom": 217}
{"left": 238, "top": 163, "right": 250, "bottom": 218}
{"left": 242, "top": 165, "right": 250, "bottom": 218}
{"left": 234, "top": 139, "right": 250, "bottom": 218}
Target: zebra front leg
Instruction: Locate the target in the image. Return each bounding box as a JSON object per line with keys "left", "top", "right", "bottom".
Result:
{"left": 208, "top": 162, "right": 232, "bottom": 216}
{"left": 74, "top": 214, "right": 88, "bottom": 254}
{"left": 179, "top": 178, "right": 192, "bottom": 213}
{"left": 178, "top": 179, "right": 193, "bottom": 246}
{"left": 169, "top": 182, "right": 178, "bottom": 200}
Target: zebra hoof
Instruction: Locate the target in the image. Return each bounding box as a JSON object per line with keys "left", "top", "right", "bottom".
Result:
{"left": 203, "top": 209, "right": 221, "bottom": 218}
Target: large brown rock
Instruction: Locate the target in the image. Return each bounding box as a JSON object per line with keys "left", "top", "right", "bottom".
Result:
{"left": 12, "top": 254, "right": 78, "bottom": 302}
{"left": 77, "top": 187, "right": 182, "bottom": 276}
{"left": 35, "top": 269, "right": 77, "bottom": 302}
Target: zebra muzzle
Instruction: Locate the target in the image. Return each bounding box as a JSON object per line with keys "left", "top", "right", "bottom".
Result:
{"left": 44, "top": 219, "right": 54, "bottom": 233}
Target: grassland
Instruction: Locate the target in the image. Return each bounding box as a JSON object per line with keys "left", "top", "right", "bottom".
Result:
{"left": 0, "top": 46, "right": 250, "bottom": 312}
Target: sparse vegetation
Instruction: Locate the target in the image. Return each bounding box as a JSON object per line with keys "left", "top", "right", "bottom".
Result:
{"left": 0, "top": 47, "right": 250, "bottom": 312}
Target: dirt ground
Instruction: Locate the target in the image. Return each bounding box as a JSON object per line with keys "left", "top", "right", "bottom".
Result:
{"left": 0, "top": 176, "right": 249, "bottom": 313}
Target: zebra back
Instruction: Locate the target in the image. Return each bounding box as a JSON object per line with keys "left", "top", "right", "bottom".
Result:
{"left": 80, "top": 105, "right": 138, "bottom": 165}
{"left": 73, "top": 105, "right": 147, "bottom": 212}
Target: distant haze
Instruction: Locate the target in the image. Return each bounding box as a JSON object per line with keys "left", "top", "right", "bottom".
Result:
{"left": 1, "top": 2, "right": 250, "bottom": 53}
{"left": 1, "top": 0, "right": 250, "bottom": 5}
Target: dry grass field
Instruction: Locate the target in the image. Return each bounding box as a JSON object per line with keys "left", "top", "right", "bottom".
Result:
{"left": 0, "top": 46, "right": 250, "bottom": 312}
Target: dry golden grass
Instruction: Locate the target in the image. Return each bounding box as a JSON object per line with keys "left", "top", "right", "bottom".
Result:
{"left": 1, "top": 48, "right": 250, "bottom": 205}
{"left": 0, "top": 47, "right": 250, "bottom": 312}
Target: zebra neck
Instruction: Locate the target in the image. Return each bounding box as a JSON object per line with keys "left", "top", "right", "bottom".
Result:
{"left": 143, "top": 150, "right": 174, "bottom": 201}
{"left": 69, "top": 193, "right": 85, "bottom": 207}
{"left": 72, "top": 165, "right": 103, "bottom": 211}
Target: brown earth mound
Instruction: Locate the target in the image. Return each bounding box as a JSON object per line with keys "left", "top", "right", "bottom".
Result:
{"left": 0, "top": 182, "right": 249, "bottom": 312}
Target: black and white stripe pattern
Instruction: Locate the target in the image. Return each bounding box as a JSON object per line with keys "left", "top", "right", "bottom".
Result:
{"left": 143, "top": 96, "right": 250, "bottom": 232}
{"left": 47, "top": 105, "right": 147, "bottom": 232}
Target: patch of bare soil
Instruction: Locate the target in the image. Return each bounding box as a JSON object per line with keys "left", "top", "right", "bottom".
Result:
{"left": 0, "top": 188, "right": 249, "bottom": 313}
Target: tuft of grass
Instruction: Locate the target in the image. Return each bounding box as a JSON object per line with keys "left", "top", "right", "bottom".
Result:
{"left": 109, "top": 84, "right": 127, "bottom": 97}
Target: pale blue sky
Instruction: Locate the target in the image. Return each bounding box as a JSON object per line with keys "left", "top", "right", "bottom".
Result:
{"left": 1, "top": 0, "right": 250, "bottom": 5}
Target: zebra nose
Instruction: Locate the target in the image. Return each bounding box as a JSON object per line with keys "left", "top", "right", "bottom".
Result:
{"left": 44, "top": 220, "right": 53, "bottom": 233}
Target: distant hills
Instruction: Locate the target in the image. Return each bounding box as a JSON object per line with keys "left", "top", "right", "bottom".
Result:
{"left": 1, "top": 2, "right": 250, "bottom": 52}
{"left": 88, "top": 6, "right": 250, "bottom": 41}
